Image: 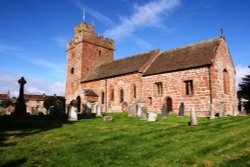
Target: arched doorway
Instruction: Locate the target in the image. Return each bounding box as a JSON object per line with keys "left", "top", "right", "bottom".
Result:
{"left": 76, "top": 96, "right": 81, "bottom": 112}
{"left": 166, "top": 97, "right": 173, "bottom": 113}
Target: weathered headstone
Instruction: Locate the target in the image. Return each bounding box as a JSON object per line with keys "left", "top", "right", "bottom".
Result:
{"left": 178, "top": 102, "right": 185, "bottom": 117}
{"left": 107, "top": 103, "right": 112, "bottom": 113}
{"left": 84, "top": 101, "right": 92, "bottom": 118}
{"left": 68, "top": 100, "right": 78, "bottom": 121}
{"left": 128, "top": 101, "right": 137, "bottom": 117}
{"left": 137, "top": 98, "right": 146, "bottom": 117}
{"left": 210, "top": 102, "right": 215, "bottom": 119}
{"left": 13, "top": 77, "right": 27, "bottom": 115}
{"left": 148, "top": 112, "right": 157, "bottom": 122}
{"left": 219, "top": 102, "right": 224, "bottom": 118}
{"left": 161, "top": 104, "right": 167, "bottom": 118}
{"left": 103, "top": 116, "right": 113, "bottom": 121}
{"left": 140, "top": 106, "right": 148, "bottom": 120}
{"left": 55, "top": 99, "right": 65, "bottom": 117}
{"left": 190, "top": 107, "right": 198, "bottom": 126}
{"left": 96, "top": 103, "right": 102, "bottom": 117}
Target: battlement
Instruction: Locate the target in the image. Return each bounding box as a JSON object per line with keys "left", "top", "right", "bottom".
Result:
{"left": 67, "top": 22, "right": 114, "bottom": 51}
{"left": 74, "top": 22, "right": 95, "bottom": 34}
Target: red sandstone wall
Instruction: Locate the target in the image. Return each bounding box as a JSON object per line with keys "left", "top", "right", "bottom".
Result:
{"left": 81, "top": 73, "right": 142, "bottom": 112}
{"left": 210, "top": 38, "right": 237, "bottom": 115}
{"left": 142, "top": 67, "right": 211, "bottom": 116}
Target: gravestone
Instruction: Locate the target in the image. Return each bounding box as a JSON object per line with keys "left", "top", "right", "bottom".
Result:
{"left": 128, "top": 101, "right": 137, "bottom": 117}
{"left": 103, "top": 116, "right": 113, "bottom": 121}
{"left": 219, "top": 102, "right": 224, "bottom": 118}
{"left": 49, "top": 106, "right": 56, "bottom": 116}
{"left": 148, "top": 112, "right": 157, "bottom": 122}
{"left": 55, "top": 99, "right": 65, "bottom": 117}
{"left": 190, "top": 107, "right": 198, "bottom": 126}
{"left": 13, "top": 77, "right": 27, "bottom": 115}
{"left": 209, "top": 102, "right": 215, "bottom": 119}
{"left": 107, "top": 103, "right": 112, "bottom": 113}
{"left": 68, "top": 100, "right": 78, "bottom": 121}
{"left": 161, "top": 104, "right": 167, "bottom": 118}
{"left": 140, "top": 106, "right": 148, "bottom": 120}
{"left": 178, "top": 102, "right": 185, "bottom": 117}
{"left": 137, "top": 98, "right": 146, "bottom": 117}
{"left": 96, "top": 103, "right": 102, "bottom": 117}
{"left": 84, "top": 102, "right": 92, "bottom": 118}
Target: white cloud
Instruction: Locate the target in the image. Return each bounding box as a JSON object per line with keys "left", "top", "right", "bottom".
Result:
{"left": 104, "top": 0, "right": 181, "bottom": 40}
{"left": 0, "top": 72, "right": 65, "bottom": 97}
{"left": 21, "top": 56, "right": 65, "bottom": 75}
{"left": 236, "top": 65, "right": 250, "bottom": 89}
{"left": 0, "top": 44, "right": 23, "bottom": 54}
{"left": 53, "top": 36, "right": 68, "bottom": 47}
{"left": 69, "top": 0, "right": 115, "bottom": 26}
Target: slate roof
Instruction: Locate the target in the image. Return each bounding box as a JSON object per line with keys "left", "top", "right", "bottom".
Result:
{"left": 82, "top": 37, "right": 223, "bottom": 82}
{"left": 144, "top": 37, "right": 222, "bottom": 76}
{"left": 83, "top": 49, "right": 158, "bottom": 82}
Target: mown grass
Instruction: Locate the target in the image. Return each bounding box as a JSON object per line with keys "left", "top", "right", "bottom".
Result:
{"left": 0, "top": 113, "right": 249, "bottom": 167}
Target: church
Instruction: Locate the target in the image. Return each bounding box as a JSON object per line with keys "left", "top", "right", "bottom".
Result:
{"left": 65, "top": 21, "right": 237, "bottom": 117}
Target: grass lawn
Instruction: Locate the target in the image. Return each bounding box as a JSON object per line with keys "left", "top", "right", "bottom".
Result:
{"left": 0, "top": 113, "right": 249, "bottom": 167}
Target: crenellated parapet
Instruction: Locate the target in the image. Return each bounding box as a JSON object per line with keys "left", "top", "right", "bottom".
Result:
{"left": 67, "top": 22, "right": 114, "bottom": 51}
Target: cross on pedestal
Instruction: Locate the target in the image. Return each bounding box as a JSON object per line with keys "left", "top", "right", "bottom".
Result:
{"left": 13, "top": 77, "right": 27, "bottom": 115}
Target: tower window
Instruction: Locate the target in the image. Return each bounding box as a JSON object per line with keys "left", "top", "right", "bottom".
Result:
{"left": 184, "top": 80, "right": 193, "bottom": 95}
{"left": 155, "top": 82, "right": 163, "bottom": 94}
{"left": 70, "top": 68, "right": 74, "bottom": 74}
{"left": 99, "top": 50, "right": 102, "bottom": 56}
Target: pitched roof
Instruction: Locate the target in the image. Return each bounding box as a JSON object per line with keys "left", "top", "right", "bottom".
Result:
{"left": 144, "top": 37, "right": 223, "bottom": 76}
{"left": 83, "top": 49, "right": 159, "bottom": 82}
{"left": 0, "top": 94, "right": 9, "bottom": 100}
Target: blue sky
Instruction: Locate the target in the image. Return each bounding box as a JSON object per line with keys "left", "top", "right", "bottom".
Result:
{"left": 0, "top": 0, "right": 249, "bottom": 96}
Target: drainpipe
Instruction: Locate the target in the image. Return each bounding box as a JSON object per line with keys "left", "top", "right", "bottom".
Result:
{"left": 208, "top": 66, "right": 213, "bottom": 105}
{"left": 105, "top": 79, "right": 107, "bottom": 112}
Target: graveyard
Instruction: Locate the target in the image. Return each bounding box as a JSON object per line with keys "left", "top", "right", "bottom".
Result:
{"left": 0, "top": 113, "right": 249, "bottom": 167}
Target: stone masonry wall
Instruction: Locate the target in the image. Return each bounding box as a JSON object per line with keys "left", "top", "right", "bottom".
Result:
{"left": 80, "top": 73, "right": 142, "bottom": 112}
{"left": 210, "top": 38, "right": 237, "bottom": 115}
{"left": 142, "top": 67, "right": 211, "bottom": 116}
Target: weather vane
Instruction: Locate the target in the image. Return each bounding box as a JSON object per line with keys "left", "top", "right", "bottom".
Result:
{"left": 220, "top": 28, "right": 224, "bottom": 36}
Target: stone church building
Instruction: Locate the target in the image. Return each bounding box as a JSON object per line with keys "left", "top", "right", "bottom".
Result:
{"left": 65, "top": 22, "right": 237, "bottom": 117}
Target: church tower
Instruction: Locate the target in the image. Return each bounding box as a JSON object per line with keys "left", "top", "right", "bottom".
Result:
{"left": 65, "top": 22, "right": 114, "bottom": 105}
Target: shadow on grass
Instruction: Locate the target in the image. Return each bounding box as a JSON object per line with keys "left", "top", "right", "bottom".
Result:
{"left": 0, "top": 115, "right": 74, "bottom": 147}
{"left": 0, "top": 158, "right": 27, "bottom": 167}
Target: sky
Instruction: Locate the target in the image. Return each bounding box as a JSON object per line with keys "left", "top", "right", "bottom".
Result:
{"left": 0, "top": 0, "right": 249, "bottom": 97}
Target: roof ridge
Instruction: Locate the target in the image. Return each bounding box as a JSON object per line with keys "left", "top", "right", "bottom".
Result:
{"left": 111, "top": 48, "right": 159, "bottom": 63}
{"left": 161, "top": 36, "right": 223, "bottom": 54}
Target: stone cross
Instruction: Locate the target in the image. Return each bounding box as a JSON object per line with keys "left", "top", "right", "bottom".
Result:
{"left": 13, "top": 77, "right": 27, "bottom": 115}
{"left": 18, "top": 77, "right": 26, "bottom": 100}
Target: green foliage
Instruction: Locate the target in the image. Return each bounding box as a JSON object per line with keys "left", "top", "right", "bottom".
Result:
{"left": 0, "top": 113, "right": 249, "bottom": 166}
{"left": 238, "top": 66, "right": 250, "bottom": 113}
{"left": 0, "top": 99, "right": 13, "bottom": 108}
{"left": 43, "top": 96, "right": 56, "bottom": 110}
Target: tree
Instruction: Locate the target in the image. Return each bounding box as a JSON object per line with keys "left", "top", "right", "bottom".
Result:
{"left": 238, "top": 66, "right": 250, "bottom": 113}
{"left": 0, "top": 99, "right": 13, "bottom": 108}
{"left": 43, "top": 96, "right": 56, "bottom": 110}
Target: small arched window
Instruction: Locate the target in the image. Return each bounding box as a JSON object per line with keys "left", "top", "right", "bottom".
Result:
{"left": 101, "top": 91, "right": 105, "bottom": 104}
{"left": 70, "top": 68, "right": 74, "bottom": 74}
{"left": 223, "top": 69, "right": 230, "bottom": 94}
{"left": 131, "top": 85, "right": 136, "bottom": 98}
{"left": 110, "top": 88, "right": 114, "bottom": 101}
{"left": 120, "top": 89, "right": 124, "bottom": 103}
